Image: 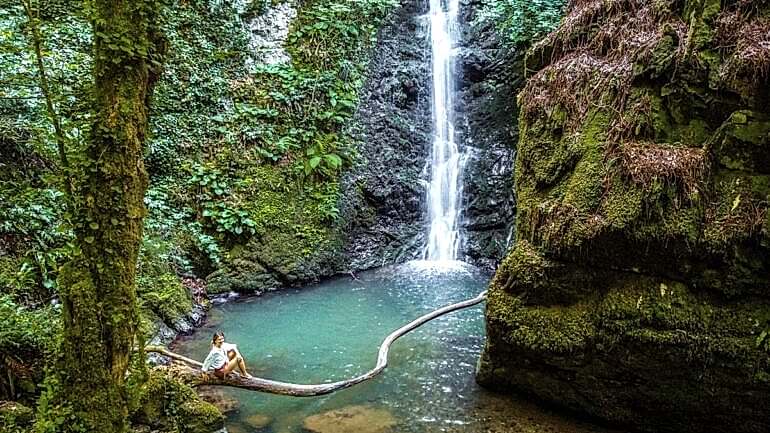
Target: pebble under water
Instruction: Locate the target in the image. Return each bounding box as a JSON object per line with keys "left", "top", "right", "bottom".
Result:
{"left": 173, "top": 262, "right": 619, "bottom": 433}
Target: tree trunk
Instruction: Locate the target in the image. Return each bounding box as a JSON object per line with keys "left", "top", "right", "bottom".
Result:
{"left": 52, "top": 2, "right": 164, "bottom": 432}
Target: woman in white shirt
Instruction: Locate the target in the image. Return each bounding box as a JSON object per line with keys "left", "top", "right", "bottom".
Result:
{"left": 201, "top": 331, "right": 252, "bottom": 378}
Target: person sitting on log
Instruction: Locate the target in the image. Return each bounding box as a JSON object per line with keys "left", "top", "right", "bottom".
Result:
{"left": 202, "top": 331, "right": 252, "bottom": 378}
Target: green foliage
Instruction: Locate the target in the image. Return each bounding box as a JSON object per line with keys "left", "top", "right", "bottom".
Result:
{"left": 287, "top": 0, "right": 397, "bottom": 69}
{"left": 143, "top": 183, "right": 222, "bottom": 273}
{"left": 474, "top": 0, "right": 566, "bottom": 46}
{"left": 187, "top": 163, "right": 256, "bottom": 237}
{"left": 33, "top": 373, "right": 85, "bottom": 433}
{"left": 0, "top": 295, "right": 60, "bottom": 358}
{"left": 0, "top": 183, "right": 70, "bottom": 298}
{"left": 0, "top": 401, "right": 34, "bottom": 433}
{"left": 312, "top": 181, "right": 342, "bottom": 223}
{"left": 147, "top": 0, "right": 251, "bottom": 178}
{"left": 2, "top": 0, "right": 396, "bottom": 295}
{"left": 136, "top": 238, "right": 193, "bottom": 328}
{"left": 0, "top": 295, "right": 60, "bottom": 406}
{"left": 0, "top": 0, "right": 93, "bottom": 158}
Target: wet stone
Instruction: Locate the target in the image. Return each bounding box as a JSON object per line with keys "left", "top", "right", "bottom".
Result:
{"left": 196, "top": 386, "right": 240, "bottom": 415}
{"left": 243, "top": 413, "right": 272, "bottom": 430}
{"left": 303, "top": 405, "right": 397, "bottom": 433}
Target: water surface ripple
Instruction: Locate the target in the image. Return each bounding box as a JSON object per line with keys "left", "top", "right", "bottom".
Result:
{"left": 173, "top": 262, "right": 618, "bottom": 433}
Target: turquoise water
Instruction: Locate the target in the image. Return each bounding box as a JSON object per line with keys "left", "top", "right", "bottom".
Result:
{"left": 173, "top": 261, "right": 616, "bottom": 433}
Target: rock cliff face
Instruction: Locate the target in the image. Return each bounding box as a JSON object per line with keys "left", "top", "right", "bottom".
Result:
{"left": 204, "top": 0, "right": 430, "bottom": 294}
{"left": 458, "top": 0, "right": 519, "bottom": 270}
{"left": 336, "top": 0, "right": 431, "bottom": 269}
{"left": 478, "top": 0, "right": 770, "bottom": 432}
{"left": 207, "top": 0, "right": 518, "bottom": 291}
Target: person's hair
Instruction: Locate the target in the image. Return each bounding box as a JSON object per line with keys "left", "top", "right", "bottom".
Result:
{"left": 211, "top": 331, "right": 225, "bottom": 344}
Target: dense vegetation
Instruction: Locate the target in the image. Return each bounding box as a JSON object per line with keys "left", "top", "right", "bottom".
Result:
{"left": 475, "top": 0, "right": 566, "bottom": 46}
{"left": 2, "top": 0, "right": 767, "bottom": 431}
{"left": 1, "top": 0, "right": 397, "bottom": 430}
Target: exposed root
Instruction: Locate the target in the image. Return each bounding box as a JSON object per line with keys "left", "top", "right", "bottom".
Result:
{"left": 717, "top": 12, "right": 770, "bottom": 85}
{"left": 520, "top": 52, "right": 633, "bottom": 128}
{"left": 616, "top": 142, "right": 710, "bottom": 195}
{"left": 704, "top": 196, "right": 768, "bottom": 246}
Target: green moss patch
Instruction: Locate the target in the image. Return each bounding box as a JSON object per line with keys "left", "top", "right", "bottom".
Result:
{"left": 131, "top": 370, "right": 224, "bottom": 433}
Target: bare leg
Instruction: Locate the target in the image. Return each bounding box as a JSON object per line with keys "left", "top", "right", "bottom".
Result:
{"left": 221, "top": 356, "right": 241, "bottom": 375}
{"left": 237, "top": 357, "right": 250, "bottom": 377}
{"left": 227, "top": 349, "right": 250, "bottom": 377}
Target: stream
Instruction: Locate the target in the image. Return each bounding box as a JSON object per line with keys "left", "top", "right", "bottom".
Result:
{"left": 173, "top": 262, "right": 620, "bottom": 433}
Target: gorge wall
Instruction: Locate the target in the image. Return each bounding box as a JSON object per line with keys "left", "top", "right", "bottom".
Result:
{"left": 208, "top": 0, "right": 518, "bottom": 293}
{"left": 206, "top": 0, "right": 432, "bottom": 293}
{"left": 478, "top": 0, "right": 770, "bottom": 432}
{"left": 458, "top": 0, "right": 519, "bottom": 270}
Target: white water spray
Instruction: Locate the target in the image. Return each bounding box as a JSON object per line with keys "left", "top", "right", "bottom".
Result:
{"left": 424, "top": 0, "right": 466, "bottom": 261}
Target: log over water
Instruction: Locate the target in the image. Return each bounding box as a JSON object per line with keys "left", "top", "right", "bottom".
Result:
{"left": 145, "top": 290, "right": 487, "bottom": 396}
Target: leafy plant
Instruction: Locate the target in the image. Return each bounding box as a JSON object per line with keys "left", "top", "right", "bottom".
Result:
{"left": 303, "top": 145, "right": 344, "bottom": 178}
{"left": 0, "top": 184, "right": 70, "bottom": 297}
{"left": 312, "top": 182, "right": 341, "bottom": 222}
{"left": 201, "top": 202, "right": 256, "bottom": 236}
{"left": 186, "top": 163, "right": 256, "bottom": 238}
{"left": 474, "top": 0, "right": 566, "bottom": 46}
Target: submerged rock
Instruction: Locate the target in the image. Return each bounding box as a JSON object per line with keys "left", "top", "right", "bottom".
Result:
{"left": 196, "top": 386, "right": 240, "bottom": 415}
{"left": 303, "top": 405, "right": 397, "bottom": 433}
{"left": 243, "top": 413, "right": 272, "bottom": 429}
{"left": 479, "top": 0, "right": 770, "bottom": 432}
{"left": 224, "top": 424, "right": 248, "bottom": 433}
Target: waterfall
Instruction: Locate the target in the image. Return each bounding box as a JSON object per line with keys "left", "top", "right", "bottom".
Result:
{"left": 424, "top": 0, "right": 466, "bottom": 261}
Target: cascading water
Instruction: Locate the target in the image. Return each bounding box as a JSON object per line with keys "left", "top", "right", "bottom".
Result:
{"left": 424, "top": 0, "right": 466, "bottom": 262}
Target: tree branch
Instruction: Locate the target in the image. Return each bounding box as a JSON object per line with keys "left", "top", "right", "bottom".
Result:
{"left": 20, "top": 0, "right": 72, "bottom": 196}
{"left": 145, "top": 290, "right": 488, "bottom": 397}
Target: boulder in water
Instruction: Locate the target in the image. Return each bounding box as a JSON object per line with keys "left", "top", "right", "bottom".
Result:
{"left": 224, "top": 423, "right": 248, "bottom": 433}
{"left": 196, "top": 386, "right": 240, "bottom": 414}
{"left": 303, "top": 405, "right": 396, "bottom": 433}
{"left": 243, "top": 413, "right": 272, "bottom": 430}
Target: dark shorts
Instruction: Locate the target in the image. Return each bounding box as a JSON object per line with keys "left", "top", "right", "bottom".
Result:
{"left": 213, "top": 366, "right": 226, "bottom": 379}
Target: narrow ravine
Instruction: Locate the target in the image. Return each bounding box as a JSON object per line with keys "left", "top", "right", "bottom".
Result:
{"left": 169, "top": 3, "right": 619, "bottom": 433}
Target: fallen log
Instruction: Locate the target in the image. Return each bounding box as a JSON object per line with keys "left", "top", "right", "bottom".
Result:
{"left": 145, "top": 289, "right": 487, "bottom": 396}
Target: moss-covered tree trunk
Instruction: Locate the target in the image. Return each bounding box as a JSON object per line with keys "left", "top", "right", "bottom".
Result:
{"left": 52, "top": 2, "right": 164, "bottom": 431}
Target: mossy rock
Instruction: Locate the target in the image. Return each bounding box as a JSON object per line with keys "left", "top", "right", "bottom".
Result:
{"left": 243, "top": 413, "right": 272, "bottom": 430}
{"left": 486, "top": 0, "right": 770, "bottom": 430}
{"left": 206, "top": 256, "right": 279, "bottom": 295}
{"left": 0, "top": 401, "right": 34, "bottom": 431}
{"left": 711, "top": 111, "right": 770, "bottom": 174}
{"left": 480, "top": 272, "right": 770, "bottom": 433}
{"left": 131, "top": 370, "right": 224, "bottom": 433}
